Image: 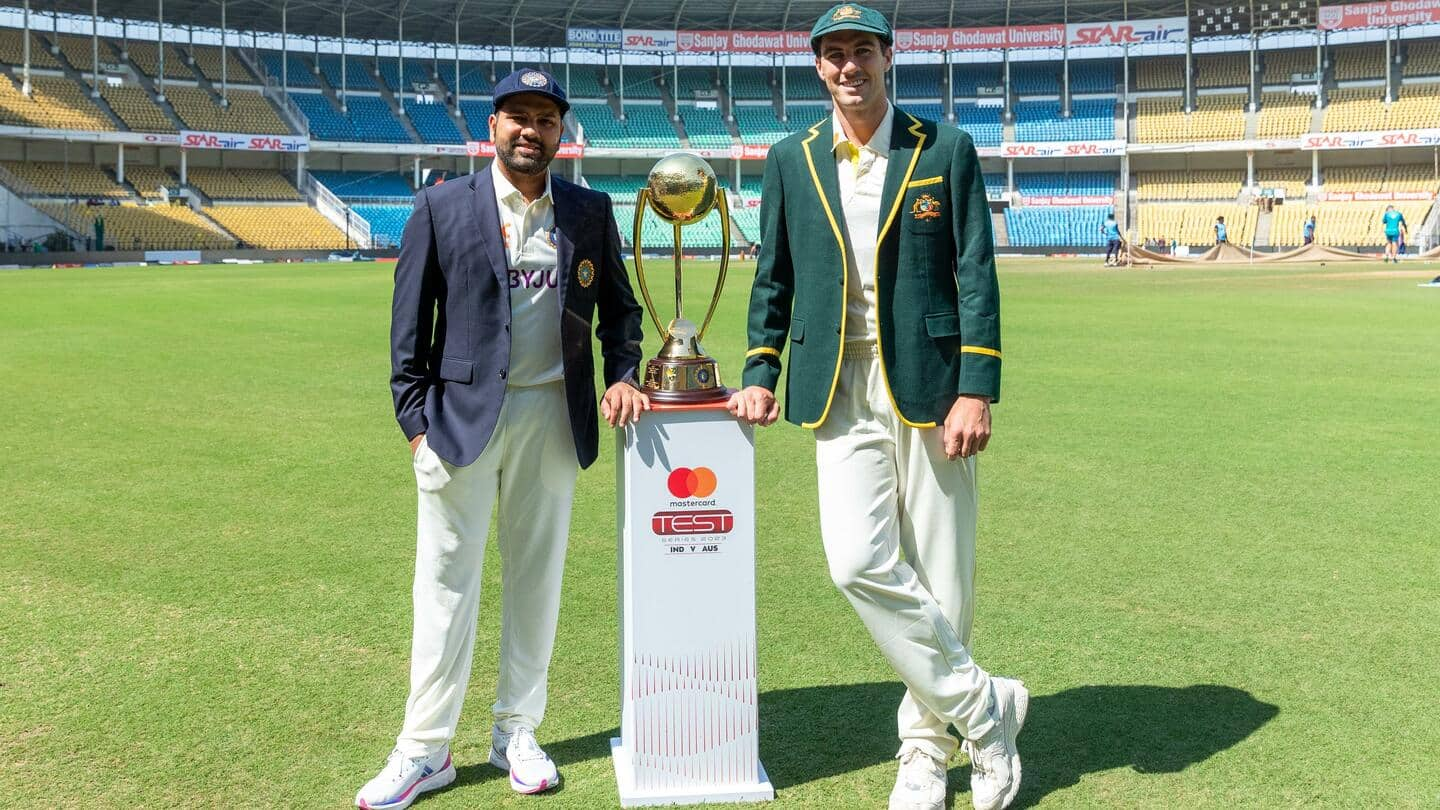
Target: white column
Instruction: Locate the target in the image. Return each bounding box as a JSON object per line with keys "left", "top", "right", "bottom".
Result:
{"left": 296, "top": 152, "right": 305, "bottom": 187}
{"left": 22, "top": 0, "right": 31, "bottom": 96}
{"left": 156, "top": 0, "right": 166, "bottom": 103}
{"left": 1311, "top": 150, "right": 1319, "bottom": 190}
{"left": 180, "top": 149, "right": 188, "bottom": 184}
{"left": 117, "top": 144, "right": 125, "bottom": 184}
{"left": 413, "top": 157, "right": 421, "bottom": 188}
{"left": 1246, "top": 150, "right": 1254, "bottom": 190}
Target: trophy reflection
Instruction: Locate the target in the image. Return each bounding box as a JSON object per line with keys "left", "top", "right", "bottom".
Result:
{"left": 632, "top": 153, "right": 731, "bottom": 403}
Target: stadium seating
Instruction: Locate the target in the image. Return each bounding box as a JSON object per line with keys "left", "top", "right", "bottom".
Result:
{"left": 98, "top": 82, "right": 175, "bottom": 132}
{"left": 1014, "top": 172, "right": 1116, "bottom": 198}
{"left": 1322, "top": 86, "right": 1385, "bottom": 132}
{"left": 0, "top": 29, "right": 61, "bottom": 68}
{"left": 293, "top": 92, "right": 409, "bottom": 143}
{"left": 676, "top": 104, "right": 731, "bottom": 149}
{"left": 0, "top": 75, "right": 114, "bottom": 131}
{"left": 1257, "top": 92, "right": 1312, "bottom": 138}
{"left": 1272, "top": 201, "right": 1432, "bottom": 246}
{"left": 1135, "top": 96, "right": 1186, "bottom": 143}
{"left": 606, "top": 68, "right": 663, "bottom": 99}
{"left": 53, "top": 34, "right": 101, "bottom": 73}
{"left": 1255, "top": 168, "right": 1308, "bottom": 197}
{"left": 726, "top": 67, "right": 773, "bottom": 101}
{"left": 121, "top": 164, "right": 176, "bottom": 199}
{"left": 377, "top": 60, "right": 435, "bottom": 95}
{"left": 1387, "top": 82, "right": 1440, "bottom": 130}
{"left": 1004, "top": 205, "right": 1111, "bottom": 246}
{"left": 125, "top": 41, "right": 194, "bottom": 80}
{"left": 1332, "top": 44, "right": 1386, "bottom": 81}
{"left": 674, "top": 68, "right": 718, "bottom": 101}
{"left": 1382, "top": 164, "right": 1439, "bottom": 192}
{"left": 403, "top": 98, "right": 464, "bottom": 144}
{"left": 730, "top": 204, "right": 762, "bottom": 244}
{"left": 187, "top": 44, "right": 256, "bottom": 84}
{"left": 733, "top": 105, "right": 790, "bottom": 145}
{"left": 184, "top": 167, "right": 300, "bottom": 201}
{"left": 0, "top": 159, "right": 127, "bottom": 198}
{"left": 584, "top": 175, "right": 639, "bottom": 200}
{"left": 1190, "top": 92, "right": 1247, "bottom": 140}
{"left": 954, "top": 103, "right": 1002, "bottom": 147}
{"left": 351, "top": 203, "right": 411, "bottom": 247}
{"left": 781, "top": 67, "right": 828, "bottom": 100}
{"left": 572, "top": 103, "right": 680, "bottom": 148}
{"left": 1196, "top": 53, "right": 1250, "bottom": 88}
{"left": 983, "top": 173, "right": 1006, "bottom": 197}
{"left": 566, "top": 68, "right": 608, "bottom": 99}
{"left": 311, "top": 170, "right": 413, "bottom": 199}
{"left": 36, "top": 201, "right": 235, "bottom": 249}
{"left": 315, "top": 54, "right": 378, "bottom": 91}
{"left": 458, "top": 99, "right": 492, "bottom": 140}
{"left": 1014, "top": 98, "right": 1113, "bottom": 141}
{"left": 632, "top": 200, "right": 726, "bottom": 249}
{"left": 1134, "top": 203, "right": 1256, "bottom": 245}
{"left": 1263, "top": 49, "right": 1316, "bottom": 85}
{"left": 1136, "top": 170, "right": 1240, "bottom": 201}
{"left": 951, "top": 64, "right": 1001, "bottom": 96}
{"left": 204, "top": 204, "right": 348, "bottom": 248}
{"left": 1136, "top": 56, "right": 1186, "bottom": 90}
{"left": 1402, "top": 41, "right": 1440, "bottom": 77}
{"left": 1010, "top": 63, "right": 1061, "bottom": 95}
{"left": 258, "top": 50, "right": 319, "bottom": 87}
{"left": 166, "top": 86, "right": 290, "bottom": 134}
{"left": 895, "top": 66, "right": 943, "bottom": 98}
{"left": 1323, "top": 165, "right": 1385, "bottom": 193}
{"left": 442, "top": 61, "right": 493, "bottom": 94}
{"left": 1069, "top": 61, "right": 1117, "bottom": 94}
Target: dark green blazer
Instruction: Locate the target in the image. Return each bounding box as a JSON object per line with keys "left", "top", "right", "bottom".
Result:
{"left": 741, "top": 107, "right": 1002, "bottom": 429}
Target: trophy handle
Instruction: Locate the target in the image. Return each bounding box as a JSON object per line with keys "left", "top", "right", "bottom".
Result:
{"left": 697, "top": 191, "right": 730, "bottom": 341}
{"left": 631, "top": 188, "right": 668, "bottom": 338}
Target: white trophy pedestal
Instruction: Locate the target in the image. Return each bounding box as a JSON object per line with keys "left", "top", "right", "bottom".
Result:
{"left": 611, "top": 400, "right": 775, "bottom": 807}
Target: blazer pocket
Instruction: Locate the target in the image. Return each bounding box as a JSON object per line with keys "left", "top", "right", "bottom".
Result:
{"left": 790, "top": 317, "right": 806, "bottom": 345}
{"left": 438, "top": 356, "right": 473, "bottom": 383}
{"left": 924, "top": 312, "right": 961, "bottom": 338}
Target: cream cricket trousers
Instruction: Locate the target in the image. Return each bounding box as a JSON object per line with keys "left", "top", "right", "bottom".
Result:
{"left": 814, "top": 345, "right": 994, "bottom": 762}
{"left": 395, "top": 381, "right": 577, "bottom": 757}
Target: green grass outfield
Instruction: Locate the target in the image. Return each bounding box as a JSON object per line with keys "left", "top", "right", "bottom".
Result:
{"left": 2, "top": 258, "right": 1438, "bottom": 808}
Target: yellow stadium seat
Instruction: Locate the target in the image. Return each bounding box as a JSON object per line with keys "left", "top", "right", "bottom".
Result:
{"left": 119, "top": 165, "right": 177, "bottom": 199}
{"left": 186, "top": 44, "right": 257, "bottom": 84}
{"left": 0, "top": 160, "right": 127, "bottom": 198}
{"left": 0, "top": 29, "right": 61, "bottom": 68}
{"left": 1387, "top": 83, "right": 1440, "bottom": 130}
{"left": 0, "top": 74, "right": 115, "bottom": 131}
{"left": 33, "top": 201, "right": 236, "bottom": 250}
{"left": 185, "top": 167, "right": 301, "bottom": 201}
{"left": 204, "top": 205, "right": 348, "bottom": 249}
{"left": 1322, "top": 87, "right": 1385, "bottom": 132}
{"left": 1196, "top": 54, "right": 1249, "bottom": 89}
{"left": 1272, "top": 201, "right": 1431, "bottom": 246}
{"left": 165, "top": 86, "right": 291, "bottom": 134}
{"left": 1136, "top": 56, "right": 1186, "bottom": 91}
{"left": 98, "top": 82, "right": 175, "bottom": 132}
{"left": 1255, "top": 168, "right": 1308, "bottom": 198}
{"left": 1402, "top": 41, "right": 1440, "bottom": 78}
{"left": 1135, "top": 171, "right": 1242, "bottom": 201}
{"left": 1332, "top": 44, "right": 1386, "bottom": 82}
{"left": 1263, "top": 49, "right": 1317, "bottom": 85}
{"left": 1257, "top": 92, "right": 1312, "bottom": 138}
{"left": 1136, "top": 203, "right": 1257, "bottom": 246}
{"left": 122, "top": 41, "right": 192, "bottom": 80}
{"left": 1190, "top": 92, "right": 1247, "bottom": 141}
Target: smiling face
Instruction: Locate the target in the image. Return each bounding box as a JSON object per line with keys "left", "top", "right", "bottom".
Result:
{"left": 814, "top": 30, "right": 892, "bottom": 119}
{"left": 489, "top": 94, "right": 564, "bottom": 177}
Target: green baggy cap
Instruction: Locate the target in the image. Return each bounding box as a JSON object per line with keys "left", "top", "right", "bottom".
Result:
{"left": 809, "top": 3, "right": 894, "bottom": 52}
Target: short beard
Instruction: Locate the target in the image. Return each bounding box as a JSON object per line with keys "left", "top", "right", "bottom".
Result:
{"left": 496, "top": 137, "right": 554, "bottom": 176}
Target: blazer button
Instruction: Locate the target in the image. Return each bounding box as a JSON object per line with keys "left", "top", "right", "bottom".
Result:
{"left": 499, "top": 369, "right": 508, "bottom": 379}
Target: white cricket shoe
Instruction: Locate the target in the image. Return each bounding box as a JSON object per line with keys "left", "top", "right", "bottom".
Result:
{"left": 354, "top": 747, "right": 455, "bottom": 810}
{"left": 888, "top": 747, "right": 948, "bottom": 810}
{"left": 489, "top": 725, "right": 561, "bottom": 794}
{"left": 966, "top": 677, "right": 1029, "bottom": 810}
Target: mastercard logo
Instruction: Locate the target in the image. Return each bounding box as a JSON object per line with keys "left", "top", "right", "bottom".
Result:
{"left": 667, "top": 466, "right": 717, "bottom": 498}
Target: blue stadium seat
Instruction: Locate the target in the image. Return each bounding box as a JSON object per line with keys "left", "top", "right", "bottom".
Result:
{"left": 443, "top": 62, "right": 494, "bottom": 95}
{"left": 895, "top": 66, "right": 943, "bottom": 98}
{"left": 677, "top": 104, "right": 731, "bottom": 149}
{"left": 1069, "top": 61, "right": 1118, "bottom": 93}
{"left": 1004, "top": 205, "right": 1112, "bottom": 246}
{"left": 952, "top": 64, "right": 1002, "bottom": 96}
{"left": 607, "top": 68, "right": 663, "bottom": 99}
{"left": 726, "top": 68, "right": 773, "bottom": 101}
{"left": 311, "top": 170, "right": 414, "bottom": 199}
{"left": 955, "top": 103, "right": 1002, "bottom": 147}
{"left": 260, "top": 51, "right": 319, "bottom": 88}
{"left": 1014, "top": 172, "right": 1117, "bottom": 197}
{"left": 315, "top": 54, "right": 376, "bottom": 90}
{"left": 905, "top": 103, "right": 946, "bottom": 124}
{"left": 377, "top": 60, "right": 435, "bottom": 94}
{"left": 293, "top": 92, "right": 411, "bottom": 143}
{"left": 1014, "top": 98, "right": 1115, "bottom": 141}
{"left": 566, "top": 69, "right": 608, "bottom": 99}
{"left": 984, "top": 173, "right": 1007, "bottom": 197}
{"left": 1011, "top": 63, "right": 1061, "bottom": 95}
{"left": 459, "top": 99, "right": 492, "bottom": 141}
{"left": 403, "top": 98, "right": 464, "bottom": 144}
{"left": 352, "top": 203, "right": 412, "bottom": 248}
{"left": 782, "top": 67, "right": 828, "bottom": 100}
{"left": 674, "top": 69, "right": 718, "bottom": 100}
{"left": 572, "top": 103, "right": 679, "bottom": 148}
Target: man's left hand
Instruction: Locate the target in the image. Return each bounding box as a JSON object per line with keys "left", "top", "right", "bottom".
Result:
{"left": 942, "top": 395, "right": 992, "bottom": 460}
{"left": 602, "top": 381, "right": 651, "bottom": 427}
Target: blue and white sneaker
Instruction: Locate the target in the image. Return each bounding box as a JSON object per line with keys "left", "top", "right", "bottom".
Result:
{"left": 489, "top": 725, "right": 561, "bottom": 794}
{"left": 354, "top": 747, "right": 455, "bottom": 810}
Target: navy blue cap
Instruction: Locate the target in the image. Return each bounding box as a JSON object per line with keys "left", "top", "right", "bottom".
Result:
{"left": 492, "top": 68, "right": 569, "bottom": 115}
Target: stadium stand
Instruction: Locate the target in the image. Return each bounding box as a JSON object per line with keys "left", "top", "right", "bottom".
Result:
{"left": 1255, "top": 168, "right": 1308, "bottom": 197}
{"left": 98, "top": 82, "right": 175, "bottom": 133}
{"left": 293, "top": 92, "right": 408, "bottom": 142}
{"left": 35, "top": 201, "right": 236, "bottom": 249}
{"left": 1322, "top": 165, "right": 1384, "bottom": 192}
{"left": 1387, "top": 82, "right": 1440, "bottom": 130}
{"left": 120, "top": 164, "right": 176, "bottom": 199}
{"left": 572, "top": 103, "right": 680, "bottom": 148}
{"left": 310, "top": 170, "right": 413, "bottom": 199}
{"left": 258, "top": 50, "right": 319, "bottom": 87}
{"left": 184, "top": 168, "right": 301, "bottom": 201}
{"left": 166, "top": 86, "right": 291, "bottom": 134}
{"left": 458, "top": 99, "right": 491, "bottom": 140}
{"left": 632, "top": 200, "right": 727, "bottom": 249}
{"left": 565, "top": 68, "right": 608, "bottom": 99}
{"left": 1263, "top": 49, "right": 1316, "bottom": 84}
{"left": 377, "top": 60, "right": 435, "bottom": 94}
{"left": 584, "top": 174, "right": 639, "bottom": 200}
{"left": 607, "top": 68, "right": 663, "bottom": 100}
{"left": 1136, "top": 56, "right": 1186, "bottom": 90}
{"left": 1381, "top": 164, "right": 1439, "bottom": 192}
{"left": 403, "top": 97, "right": 464, "bottom": 144}
{"left": 1014, "top": 98, "right": 1113, "bottom": 141}
{"left": 1272, "top": 200, "right": 1432, "bottom": 246}
{"left": 1322, "top": 86, "right": 1385, "bottom": 131}
{"left": 0, "top": 29, "right": 61, "bottom": 68}
{"left": 1005, "top": 205, "right": 1111, "bottom": 246}
{"left": 1190, "top": 92, "right": 1247, "bottom": 140}
{"left": 188, "top": 44, "right": 256, "bottom": 84}
{"left": 983, "top": 173, "right": 1006, "bottom": 197}
{"left": 1136, "top": 170, "right": 1240, "bottom": 200}
{"left": 1332, "top": 44, "right": 1386, "bottom": 81}
{"left": 730, "top": 203, "right": 762, "bottom": 244}
{"left": 895, "top": 66, "right": 943, "bottom": 98}
{"left": 1, "top": 159, "right": 127, "bottom": 198}
{"left": 904, "top": 103, "right": 945, "bottom": 124}
{"left": 733, "top": 105, "right": 791, "bottom": 145}
{"left": 676, "top": 104, "right": 731, "bottom": 148}
{"left": 1402, "top": 41, "right": 1440, "bottom": 77}
{"left": 673, "top": 68, "right": 717, "bottom": 100}
{"left": 1257, "top": 92, "right": 1312, "bottom": 138}
{"left": 352, "top": 203, "right": 411, "bottom": 247}
{"left": 0, "top": 75, "right": 114, "bottom": 131}
{"left": 1196, "top": 53, "right": 1250, "bottom": 88}
{"left": 1069, "top": 61, "right": 1117, "bottom": 93}
{"left": 443, "top": 61, "right": 493, "bottom": 94}
{"left": 954, "top": 103, "right": 1002, "bottom": 147}
{"left": 1010, "top": 63, "right": 1061, "bottom": 95}
{"left": 316, "top": 54, "right": 378, "bottom": 91}
{"left": 53, "top": 33, "right": 101, "bottom": 72}
{"left": 727, "top": 67, "right": 773, "bottom": 100}
{"left": 952, "top": 64, "right": 1001, "bottom": 96}
{"left": 1015, "top": 172, "right": 1116, "bottom": 198}
{"left": 1135, "top": 203, "right": 1256, "bottom": 245}
{"left": 781, "top": 67, "right": 828, "bottom": 100}
{"left": 204, "top": 204, "right": 348, "bottom": 249}
{"left": 1134, "top": 96, "right": 1185, "bottom": 143}
{"left": 124, "top": 41, "right": 193, "bottom": 80}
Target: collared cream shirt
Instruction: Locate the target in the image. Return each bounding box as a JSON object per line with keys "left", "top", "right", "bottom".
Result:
{"left": 492, "top": 160, "right": 564, "bottom": 386}
{"left": 832, "top": 102, "right": 893, "bottom": 343}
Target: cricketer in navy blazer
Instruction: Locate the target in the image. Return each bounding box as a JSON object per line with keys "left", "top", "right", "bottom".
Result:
{"left": 390, "top": 166, "right": 646, "bottom": 470}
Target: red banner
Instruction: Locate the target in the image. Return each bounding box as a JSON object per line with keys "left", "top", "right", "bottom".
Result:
{"left": 1020, "top": 195, "right": 1115, "bottom": 206}
{"left": 1318, "top": 0, "right": 1440, "bottom": 30}
{"left": 1320, "top": 190, "right": 1436, "bottom": 201}
{"left": 677, "top": 30, "right": 810, "bottom": 53}
{"left": 896, "top": 25, "right": 1065, "bottom": 51}
{"left": 465, "top": 142, "right": 585, "bottom": 159}
{"left": 728, "top": 144, "right": 772, "bottom": 160}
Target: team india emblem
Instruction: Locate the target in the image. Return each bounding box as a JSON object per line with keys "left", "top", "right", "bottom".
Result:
{"left": 911, "top": 194, "right": 941, "bottom": 220}
{"left": 577, "top": 258, "right": 596, "bottom": 288}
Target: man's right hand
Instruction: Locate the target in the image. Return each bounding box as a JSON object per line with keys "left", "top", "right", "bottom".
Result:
{"left": 727, "top": 386, "right": 780, "bottom": 426}
{"left": 409, "top": 433, "right": 424, "bottom": 455}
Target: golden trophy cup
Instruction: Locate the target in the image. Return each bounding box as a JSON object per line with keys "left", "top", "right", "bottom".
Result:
{"left": 632, "top": 153, "right": 731, "bottom": 403}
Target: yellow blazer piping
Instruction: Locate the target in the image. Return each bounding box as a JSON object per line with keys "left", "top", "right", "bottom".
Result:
{"left": 799, "top": 117, "right": 850, "bottom": 430}
{"left": 906, "top": 175, "right": 944, "bottom": 189}
{"left": 961, "top": 345, "right": 1002, "bottom": 359}
{"left": 746, "top": 346, "right": 782, "bottom": 359}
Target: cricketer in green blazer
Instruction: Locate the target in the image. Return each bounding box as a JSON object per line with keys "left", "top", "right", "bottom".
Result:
{"left": 741, "top": 108, "right": 1002, "bottom": 429}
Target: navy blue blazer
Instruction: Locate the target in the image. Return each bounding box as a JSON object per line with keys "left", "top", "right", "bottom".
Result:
{"left": 390, "top": 167, "right": 645, "bottom": 469}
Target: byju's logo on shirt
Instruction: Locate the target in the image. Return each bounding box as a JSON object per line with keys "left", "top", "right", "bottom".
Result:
{"left": 509, "top": 269, "right": 560, "bottom": 289}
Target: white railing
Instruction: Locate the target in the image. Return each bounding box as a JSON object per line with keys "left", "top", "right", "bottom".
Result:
{"left": 302, "top": 170, "right": 372, "bottom": 249}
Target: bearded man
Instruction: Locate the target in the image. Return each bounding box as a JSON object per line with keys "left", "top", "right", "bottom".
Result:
{"left": 356, "top": 67, "right": 647, "bottom": 809}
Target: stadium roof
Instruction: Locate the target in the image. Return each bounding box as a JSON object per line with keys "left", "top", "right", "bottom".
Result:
{"left": 48, "top": 0, "right": 1191, "bottom": 49}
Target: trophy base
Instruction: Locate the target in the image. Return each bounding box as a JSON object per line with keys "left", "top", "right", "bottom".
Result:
{"left": 642, "top": 356, "right": 728, "bottom": 404}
